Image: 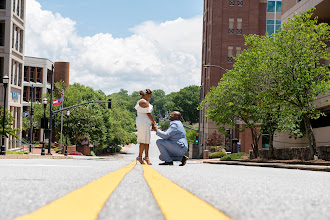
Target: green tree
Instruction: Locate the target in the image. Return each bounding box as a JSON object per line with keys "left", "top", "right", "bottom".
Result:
{"left": 271, "top": 9, "right": 330, "bottom": 159}
{"left": 172, "top": 85, "right": 200, "bottom": 123}
{"left": 0, "top": 106, "right": 19, "bottom": 138}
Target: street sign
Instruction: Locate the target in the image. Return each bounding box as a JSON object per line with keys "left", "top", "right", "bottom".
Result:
{"left": 23, "top": 112, "right": 29, "bottom": 118}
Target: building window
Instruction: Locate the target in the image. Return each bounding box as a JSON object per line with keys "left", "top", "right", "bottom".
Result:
{"left": 18, "top": 64, "right": 22, "bottom": 86}
{"left": 11, "top": 27, "right": 14, "bottom": 49}
{"left": 0, "top": 0, "right": 5, "bottom": 9}
{"left": 204, "top": 0, "right": 208, "bottom": 10}
{"left": 236, "top": 47, "right": 241, "bottom": 55}
{"left": 0, "top": 57, "right": 3, "bottom": 83}
{"left": 23, "top": 87, "right": 28, "bottom": 102}
{"left": 36, "top": 68, "right": 41, "bottom": 83}
{"left": 276, "top": 20, "right": 281, "bottom": 31}
{"left": 228, "top": 18, "right": 234, "bottom": 34}
{"left": 276, "top": 1, "right": 282, "bottom": 12}
{"left": 30, "top": 67, "right": 34, "bottom": 82}
{"left": 16, "top": 0, "right": 20, "bottom": 16}
{"left": 267, "top": 0, "right": 281, "bottom": 13}
{"left": 267, "top": 20, "right": 275, "bottom": 36}
{"left": 237, "top": 18, "right": 242, "bottom": 35}
{"left": 229, "top": 0, "right": 235, "bottom": 6}
{"left": 267, "top": 1, "right": 275, "bottom": 12}
{"left": 238, "top": 0, "right": 243, "bottom": 6}
{"left": 13, "top": 62, "right": 17, "bottom": 85}
{"left": 13, "top": 0, "right": 15, "bottom": 13}
{"left": 0, "top": 21, "right": 4, "bottom": 46}
{"left": 228, "top": 46, "right": 233, "bottom": 62}
{"left": 36, "top": 87, "right": 41, "bottom": 102}
{"left": 267, "top": 19, "right": 281, "bottom": 36}
{"left": 20, "top": 0, "right": 24, "bottom": 19}
{"left": 47, "top": 69, "right": 52, "bottom": 84}
{"left": 19, "top": 30, "right": 23, "bottom": 53}
{"left": 24, "top": 66, "right": 28, "bottom": 81}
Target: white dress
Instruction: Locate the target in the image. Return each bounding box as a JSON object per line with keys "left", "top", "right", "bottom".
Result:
{"left": 135, "top": 99, "right": 153, "bottom": 144}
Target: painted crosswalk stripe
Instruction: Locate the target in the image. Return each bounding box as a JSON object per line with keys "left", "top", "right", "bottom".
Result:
{"left": 143, "top": 165, "right": 231, "bottom": 220}
{"left": 15, "top": 161, "right": 136, "bottom": 220}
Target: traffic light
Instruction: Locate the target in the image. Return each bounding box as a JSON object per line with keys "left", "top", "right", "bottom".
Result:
{"left": 156, "top": 118, "right": 159, "bottom": 125}
{"left": 195, "top": 135, "right": 199, "bottom": 143}
{"left": 108, "top": 99, "right": 112, "bottom": 109}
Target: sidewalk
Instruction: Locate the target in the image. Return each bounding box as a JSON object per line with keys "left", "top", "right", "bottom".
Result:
{"left": 203, "top": 159, "right": 330, "bottom": 172}
{"left": 0, "top": 154, "right": 73, "bottom": 159}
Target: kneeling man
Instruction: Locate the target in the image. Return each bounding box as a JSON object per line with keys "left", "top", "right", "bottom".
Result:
{"left": 153, "top": 111, "right": 188, "bottom": 166}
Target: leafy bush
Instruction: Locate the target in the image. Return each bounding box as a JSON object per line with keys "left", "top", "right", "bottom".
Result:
{"left": 220, "top": 152, "right": 248, "bottom": 161}
{"left": 209, "top": 146, "right": 226, "bottom": 153}
{"left": 90, "top": 151, "right": 96, "bottom": 156}
{"left": 34, "top": 142, "right": 40, "bottom": 146}
{"left": 206, "top": 131, "right": 224, "bottom": 146}
{"left": 209, "top": 151, "right": 227, "bottom": 159}
{"left": 54, "top": 147, "right": 62, "bottom": 154}
{"left": 6, "top": 151, "right": 28, "bottom": 154}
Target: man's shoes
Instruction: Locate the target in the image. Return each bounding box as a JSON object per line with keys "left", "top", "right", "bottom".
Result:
{"left": 159, "top": 161, "right": 173, "bottom": 165}
{"left": 179, "top": 156, "right": 188, "bottom": 166}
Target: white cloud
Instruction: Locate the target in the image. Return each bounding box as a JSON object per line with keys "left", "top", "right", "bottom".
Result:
{"left": 25, "top": 0, "right": 202, "bottom": 94}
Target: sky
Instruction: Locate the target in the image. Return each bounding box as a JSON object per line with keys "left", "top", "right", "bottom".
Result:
{"left": 25, "top": 0, "right": 203, "bottom": 94}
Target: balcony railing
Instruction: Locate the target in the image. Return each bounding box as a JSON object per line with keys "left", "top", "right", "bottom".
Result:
{"left": 229, "top": 0, "right": 235, "bottom": 6}
{"left": 237, "top": 29, "right": 242, "bottom": 35}
{"left": 228, "top": 29, "right": 234, "bottom": 34}
{"left": 227, "top": 57, "right": 233, "bottom": 62}
{"left": 238, "top": 0, "right": 243, "bottom": 6}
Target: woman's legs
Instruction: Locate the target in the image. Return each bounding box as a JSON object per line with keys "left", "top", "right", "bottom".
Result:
{"left": 143, "top": 144, "right": 152, "bottom": 165}
{"left": 144, "top": 144, "right": 149, "bottom": 158}
{"left": 137, "top": 143, "right": 145, "bottom": 164}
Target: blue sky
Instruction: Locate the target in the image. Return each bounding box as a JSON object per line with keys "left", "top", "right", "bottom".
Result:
{"left": 26, "top": 1, "right": 203, "bottom": 94}
{"left": 36, "top": 0, "right": 203, "bottom": 38}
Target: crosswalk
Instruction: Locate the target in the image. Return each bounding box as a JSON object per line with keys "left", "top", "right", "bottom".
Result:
{"left": 16, "top": 161, "right": 230, "bottom": 220}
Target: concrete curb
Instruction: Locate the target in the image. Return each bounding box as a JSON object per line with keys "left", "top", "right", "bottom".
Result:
{"left": 0, "top": 155, "right": 73, "bottom": 159}
{"left": 203, "top": 160, "right": 330, "bottom": 172}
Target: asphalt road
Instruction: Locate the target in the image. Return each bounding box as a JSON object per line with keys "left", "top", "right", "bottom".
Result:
{"left": 1, "top": 132, "right": 330, "bottom": 220}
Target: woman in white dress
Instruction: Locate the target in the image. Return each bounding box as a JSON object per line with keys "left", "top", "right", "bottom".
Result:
{"left": 135, "top": 89, "right": 156, "bottom": 165}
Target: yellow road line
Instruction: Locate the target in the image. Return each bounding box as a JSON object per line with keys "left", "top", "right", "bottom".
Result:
{"left": 16, "top": 161, "right": 136, "bottom": 220}
{"left": 143, "top": 165, "right": 231, "bottom": 220}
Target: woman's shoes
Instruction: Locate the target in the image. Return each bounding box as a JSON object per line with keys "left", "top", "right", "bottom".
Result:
{"left": 136, "top": 156, "right": 144, "bottom": 164}
{"left": 143, "top": 157, "right": 152, "bottom": 165}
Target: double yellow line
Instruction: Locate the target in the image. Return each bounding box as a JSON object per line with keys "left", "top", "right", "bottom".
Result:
{"left": 16, "top": 162, "right": 230, "bottom": 220}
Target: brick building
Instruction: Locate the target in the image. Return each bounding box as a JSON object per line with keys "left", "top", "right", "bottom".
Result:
{"left": 200, "top": 0, "right": 275, "bottom": 154}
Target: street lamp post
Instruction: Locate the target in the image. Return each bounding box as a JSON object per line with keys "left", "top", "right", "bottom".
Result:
{"left": 1, "top": 75, "right": 9, "bottom": 155}
{"left": 199, "top": 65, "right": 228, "bottom": 154}
{"left": 48, "top": 64, "right": 54, "bottom": 155}
{"left": 64, "top": 110, "right": 70, "bottom": 156}
{"left": 41, "top": 98, "right": 48, "bottom": 155}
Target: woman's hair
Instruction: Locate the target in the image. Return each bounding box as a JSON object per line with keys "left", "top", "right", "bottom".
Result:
{"left": 139, "top": 89, "right": 152, "bottom": 96}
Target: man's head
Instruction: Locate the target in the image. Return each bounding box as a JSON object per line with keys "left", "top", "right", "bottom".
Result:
{"left": 170, "top": 111, "right": 181, "bottom": 121}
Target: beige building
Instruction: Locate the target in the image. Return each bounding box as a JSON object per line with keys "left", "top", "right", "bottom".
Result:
{"left": 0, "top": 0, "right": 25, "bottom": 150}
{"left": 23, "top": 56, "right": 53, "bottom": 142}
{"left": 273, "top": 0, "right": 330, "bottom": 149}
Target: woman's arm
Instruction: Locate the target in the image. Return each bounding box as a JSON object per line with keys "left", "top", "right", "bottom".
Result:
{"left": 147, "top": 113, "right": 156, "bottom": 125}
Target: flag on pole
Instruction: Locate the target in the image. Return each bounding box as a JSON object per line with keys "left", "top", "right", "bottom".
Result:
{"left": 53, "top": 85, "right": 65, "bottom": 106}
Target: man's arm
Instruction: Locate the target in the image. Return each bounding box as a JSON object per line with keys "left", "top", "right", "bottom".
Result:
{"left": 156, "top": 123, "right": 178, "bottom": 140}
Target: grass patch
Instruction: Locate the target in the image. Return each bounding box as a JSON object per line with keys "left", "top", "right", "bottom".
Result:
{"left": 220, "top": 152, "right": 248, "bottom": 161}
{"left": 6, "top": 151, "right": 29, "bottom": 155}
{"left": 209, "top": 151, "right": 227, "bottom": 159}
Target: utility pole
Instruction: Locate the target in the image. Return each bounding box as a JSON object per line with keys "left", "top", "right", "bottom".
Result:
{"left": 29, "top": 84, "right": 34, "bottom": 152}
{"left": 48, "top": 64, "right": 54, "bottom": 154}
